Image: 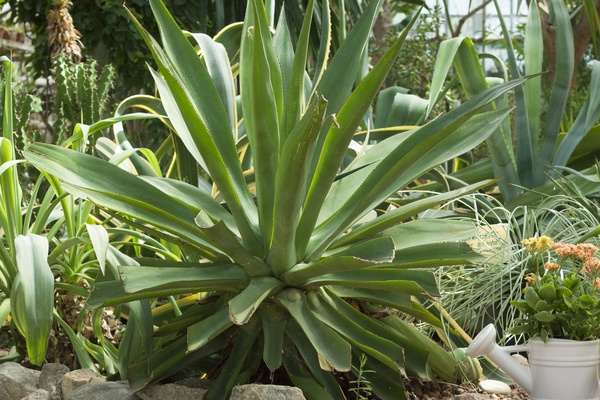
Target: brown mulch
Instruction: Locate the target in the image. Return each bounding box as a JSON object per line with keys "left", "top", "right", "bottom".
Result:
{"left": 403, "top": 377, "right": 529, "bottom": 399}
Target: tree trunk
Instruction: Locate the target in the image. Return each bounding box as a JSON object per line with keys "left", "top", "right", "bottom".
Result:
{"left": 527, "top": 0, "right": 600, "bottom": 90}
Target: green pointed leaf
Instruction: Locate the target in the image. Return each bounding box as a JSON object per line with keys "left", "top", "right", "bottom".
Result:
{"left": 119, "top": 264, "right": 250, "bottom": 294}
{"left": 304, "top": 268, "right": 439, "bottom": 298}
{"left": 282, "top": 237, "right": 394, "bottom": 286}
{"left": 297, "top": 10, "right": 419, "bottom": 258}
{"left": 240, "top": 0, "right": 284, "bottom": 244}
{"left": 333, "top": 180, "right": 495, "bottom": 247}
{"left": 187, "top": 306, "right": 234, "bottom": 352}
{"left": 277, "top": 288, "right": 351, "bottom": 372}
{"left": 306, "top": 291, "right": 404, "bottom": 373}
{"left": 228, "top": 277, "right": 285, "bottom": 325}
{"left": 533, "top": 0, "right": 574, "bottom": 185}
{"left": 554, "top": 61, "right": 600, "bottom": 166}
{"left": 260, "top": 303, "right": 286, "bottom": 372}
{"left": 306, "top": 105, "right": 515, "bottom": 259}
{"left": 267, "top": 94, "right": 329, "bottom": 273}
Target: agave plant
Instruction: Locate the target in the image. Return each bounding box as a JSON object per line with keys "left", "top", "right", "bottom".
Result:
{"left": 426, "top": 0, "right": 600, "bottom": 202}
{"left": 25, "top": 0, "right": 530, "bottom": 398}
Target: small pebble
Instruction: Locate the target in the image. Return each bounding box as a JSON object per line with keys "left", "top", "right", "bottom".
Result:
{"left": 479, "top": 380, "right": 512, "bottom": 394}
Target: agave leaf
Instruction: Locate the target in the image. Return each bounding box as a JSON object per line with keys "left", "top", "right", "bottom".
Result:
{"left": 187, "top": 32, "right": 237, "bottom": 134}
{"left": 117, "top": 300, "right": 153, "bottom": 379}
{"left": 388, "top": 242, "right": 484, "bottom": 268}
{"left": 260, "top": 303, "right": 287, "bottom": 371}
{"left": 289, "top": 375, "right": 335, "bottom": 400}
{"left": 204, "top": 320, "right": 260, "bottom": 400}
{"left": 282, "top": 237, "right": 394, "bottom": 285}
{"left": 377, "top": 219, "right": 477, "bottom": 249}
{"left": 284, "top": 323, "right": 347, "bottom": 399}
{"left": 25, "top": 144, "right": 224, "bottom": 259}
{"left": 267, "top": 94, "right": 329, "bottom": 273}
{"left": 141, "top": 176, "right": 236, "bottom": 229}
{"left": 523, "top": 0, "right": 543, "bottom": 147}
{"left": 306, "top": 105, "right": 515, "bottom": 259}
{"left": 297, "top": 9, "right": 419, "bottom": 258}
{"left": 187, "top": 306, "right": 234, "bottom": 352}
{"left": 492, "top": 0, "right": 535, "bottom": 188}
{"left": 381, "top": 315, "right": 463, "bottom": 382}
{"left": 240, "top": 0, "right": 284, "bottom": 245}
{"left": 277, "top": 288, "right": 351, "bottom": 372}
{"left": 306, "top": 291, "right": 404, "bottom": 373}
{"left": 303, "top": 268, "right": 439, "bottom": 297}
{"left": 430, "top": 36, "right": 519, "bottom": 199}
{"left": 333, "top": 180, "right": 495, "bottom": 247}
{"left": 228, "top": 277, "right": 285, "bottom": 325}
{"left": 314, "top": 288, "right": 430, "bottom": 377}
{"left": 118, "top": 264, "right": 250, "bottom": 294}
{"left": 11, "top": 235, "right": 54, "bottom": 366}
{"left": 193, "top": 219, "right": 271, "bottom": 277}
{"left": 358, "top": 353, "right": 409, "bottom": 400}
{"left": 282, "top": 0, "right": 315, "bottom": 138}
{"left": 533, "top": 0, "right": 574, "bottom": 185}
{"left": 553, "top": 61, "right": 600, "bottom": 166}
{"left": 376, "top": 88, "right": 428, "bottom": 127}
{"left": 129, "top": 2, "right": 261, "bottom": 250}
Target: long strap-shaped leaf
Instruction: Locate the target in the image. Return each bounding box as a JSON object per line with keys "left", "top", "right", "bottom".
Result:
{"left": 533, "top": 0, "right": 574, "bottom": 185}
{"left": 493, "top": 0, "right": 535, "bottom": 188}
{"left": 306, "top": 104, "right": 515, "bottom": 260}
{"left": 277, "top": 288, "right": 351, "bottom": 372}
{"left": 332, "top": 180, "right": 494, "bottom": 247}
{"left": 25, "top": 144, "right": 228, "bottom": 260}
{"left": 132, "top": 1, "right": 261, "bottom": 250}
{"left": 296, "top": 10, "right": 419, "bottom": 259}
{"left": 553, "top": 60, "right": 600, "bottom": 166}
{"left": 430, "top": 37, "right": 520, "bottom": 200}
{"left": 240, "top": 0, "right": 284, "bottom": 245}
{"left": 267, "top": 94, "right": 329, "bottom": 273}
{"left": 282, "top": 0, "right": 316, "bottom": 139}
{"left": 524, "top": 0, "right": 543, "bottom": 152}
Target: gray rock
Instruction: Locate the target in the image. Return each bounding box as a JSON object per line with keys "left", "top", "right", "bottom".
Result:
{"left": 230, "top": 384, "right": 306, "bottom": 400}
{"left": 61, "top": 368, "right": 104, "bottom": 399}
{"left": 22, "top": 388, "right": 51, "bottom": 400}
{"left": 453, "top": 394, "right": 492, "bottom": 400}
{"left": 66, "top": 381, "right": 139, "bottom": 400}
{"left": 0, "top": 362, "right": 41, "bottom": 399}
{"left": 39, "top": 363, "right": 70, "bottom": 400}
{"left": 172, "top": 377, "right": 213, "bottom": 389}
{"left": 136, "top": 383, "right": 208, "bottom": 400}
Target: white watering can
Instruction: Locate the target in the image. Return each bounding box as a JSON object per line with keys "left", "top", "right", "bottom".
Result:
{"left": 466, "top": 324, "right": 600, "bottom": 400}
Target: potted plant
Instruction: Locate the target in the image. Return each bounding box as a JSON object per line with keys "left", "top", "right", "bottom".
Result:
{"left": 467, "top": 236, "right": 600, "bottom": 400}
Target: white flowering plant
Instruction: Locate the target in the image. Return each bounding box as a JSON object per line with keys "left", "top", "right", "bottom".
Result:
{"left": 509, "top": 236, "right": 600, "bottom": 342}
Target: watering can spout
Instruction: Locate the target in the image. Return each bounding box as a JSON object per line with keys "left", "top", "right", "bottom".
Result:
{"left": 466, "top": 324, "right": 533, "bottom": 394}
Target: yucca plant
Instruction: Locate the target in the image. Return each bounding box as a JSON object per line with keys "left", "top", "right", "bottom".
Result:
{"left": 25, "top": 0, "right": 531, "bottom": 398}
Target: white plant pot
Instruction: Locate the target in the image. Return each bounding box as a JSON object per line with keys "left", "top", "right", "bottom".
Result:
{"left": 527, "top": 338, "right": 600, "bottom": 400}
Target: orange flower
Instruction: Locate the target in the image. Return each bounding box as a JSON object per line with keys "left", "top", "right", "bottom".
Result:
{"left": 524, "top": 274, "right": 536, "bottom": 283}
{"left": 577, "top": 243, "right": 599, "bottom": 260}
{"left": 583, "top": 257, "right": 600, "bottom": 274}
{"left": 595, "top": 278, "right": 600, "bottom": 291}
{"left": 544, "top": 262, "right": 561, "bottom": 271}
{"left": 553, "top": 242, "right": 578, "bottom": 258}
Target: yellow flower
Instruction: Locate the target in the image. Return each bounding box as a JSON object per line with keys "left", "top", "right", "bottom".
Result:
{"left": 522, "top": 236, "right": 554, "bottom": 253}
